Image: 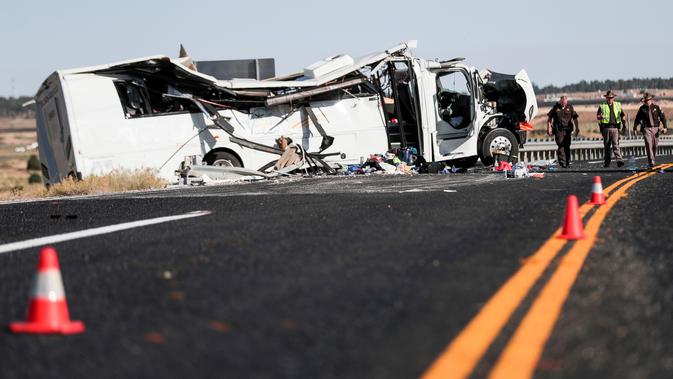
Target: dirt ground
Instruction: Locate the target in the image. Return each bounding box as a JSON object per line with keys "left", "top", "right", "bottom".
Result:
{"left": 0, "top": 117, "right": 38, "bottom": 192}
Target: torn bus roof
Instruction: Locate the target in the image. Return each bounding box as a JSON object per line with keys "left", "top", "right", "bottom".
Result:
{"left": 55, "top": 41, "right": 416, "bottom": 92}
{"left": 214, "top": 41, "right": 415, "bottom": 89}
{"left": 62, "top": 56, "right": 226, "bottom": 87}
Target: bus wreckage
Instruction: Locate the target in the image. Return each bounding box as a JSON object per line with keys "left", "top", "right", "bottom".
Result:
{"left": 34, "top": 40, "right": 538, "bottom": 185}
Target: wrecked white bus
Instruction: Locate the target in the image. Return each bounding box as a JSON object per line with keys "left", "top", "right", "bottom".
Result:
{"left": 34, "top": 41, "right": 537, "bottom": 184}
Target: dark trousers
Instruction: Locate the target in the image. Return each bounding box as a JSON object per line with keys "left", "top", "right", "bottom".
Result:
{"left": 554, "top": 129, "right": 572, "bottom": 166}
{"left": 643, "top": 127, "right": 660, "bottom": 166}
{"left": 601, "top": 127, "right": 623, "bottom": 165}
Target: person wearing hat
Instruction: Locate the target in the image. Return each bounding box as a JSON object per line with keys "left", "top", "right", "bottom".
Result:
{"left": 633, "top": 92, "right": 668, "bottom": 167}
{"left": 547, "top": 95, "right": 579, "bottom": 168}
{"left": 596, "top": 90, "right": 626, "bottom": 167}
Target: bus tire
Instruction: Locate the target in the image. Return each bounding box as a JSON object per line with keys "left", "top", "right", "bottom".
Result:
{"left": 204, "top": 151, "right": 242, "bottom": 168}
{"left": 479, "top": 128, "right": 518, "bottom": 166}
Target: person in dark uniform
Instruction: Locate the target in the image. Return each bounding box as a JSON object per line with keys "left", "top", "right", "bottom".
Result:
{"left": 547, "top": 95, "right": 579, "bottom": 168}
{"left": 633, "top": 92, "right": 668, "bottom": 167}
{"left": 596, "top": 90, "right": 626, "bottom": 167}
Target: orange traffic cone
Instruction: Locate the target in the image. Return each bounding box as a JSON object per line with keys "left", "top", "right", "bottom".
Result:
{"left": 558, "top": 195, "right": 586, "bottom": 240}
{"left": 9, "top": 247, "right": 85, "bottom": 335}
{"left": 589, "top": 176, "right": 606, "bottom": 205}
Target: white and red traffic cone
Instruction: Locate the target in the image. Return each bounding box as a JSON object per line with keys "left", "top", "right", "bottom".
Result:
{"left": 589, "top": 176, "right": 606, "bottom": 205}
{"left": 9, "top": 247, "right": 85, "bottom": 335}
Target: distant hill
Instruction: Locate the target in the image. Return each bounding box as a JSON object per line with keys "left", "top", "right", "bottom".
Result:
{"left": 0, "top": 96, "right": 34, "bottom": 117}
{"left": 534, "top": 77, "right": 673, "bottom": 95}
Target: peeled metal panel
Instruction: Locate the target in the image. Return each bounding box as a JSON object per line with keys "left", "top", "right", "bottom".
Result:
{"left": 195, "top": 59, "right": 275, "bottom": 80}
{"left": 42, "top": 98, "right": 70, "bottom": 180}
{"left": 303, "top": 55, "right": 355, "bottom": 79}
{"left": 221, "top": 41, "right": 414, "bottom": 89}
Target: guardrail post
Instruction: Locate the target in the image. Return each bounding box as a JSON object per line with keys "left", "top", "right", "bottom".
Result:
{"left": 520, "top": 136, "right": 671, "bottom": 163}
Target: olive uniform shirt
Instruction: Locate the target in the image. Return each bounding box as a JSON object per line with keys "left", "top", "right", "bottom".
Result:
{"left": 634, "top": 103, "right": 668, "bottom": 131}
{"left": 547, "top": 102, "right": 579, "bottom": 131}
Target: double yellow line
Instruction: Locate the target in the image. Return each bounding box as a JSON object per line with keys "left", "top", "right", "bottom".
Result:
{"left": 422, "top": 164, "right": 672, "bottom": 379}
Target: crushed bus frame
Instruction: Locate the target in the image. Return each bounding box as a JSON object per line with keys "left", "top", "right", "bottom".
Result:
{"left": 34, "top": 40, "right": 538, "bottom": 184}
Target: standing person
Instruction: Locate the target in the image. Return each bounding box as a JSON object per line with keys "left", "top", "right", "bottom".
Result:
{"left": 633, "top": 92, "right": 668, "bottom": 167}
{"left": 596, "top": 90, "right": 626, "bottom": 167}
{"left": 547, "top": 95, "right": 579, "bottom": 168}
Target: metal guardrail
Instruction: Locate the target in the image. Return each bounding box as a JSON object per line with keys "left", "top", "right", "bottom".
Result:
{"left": 520, "top": 135, "right": 673, "bottom": 162}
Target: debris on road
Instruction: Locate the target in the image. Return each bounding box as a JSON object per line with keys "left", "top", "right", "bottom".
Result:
{"left": 627, "top": 156, "right": 637, "bottom": 171}
{"left": 496, "top": 161, "right": 513, "bottom": 172}
{"left": 528, "top": 159, "right": 557, "bottom": 169}
{"left": 143, "top": 332, "right": 166, "bottom": 344}
{"left": 273, "top": 136, "right": 302, "bottom": 170}
{"left": 441, "top": 165, "right": 468, "bottom": 174}
{"left": 344, "top": 148, "right": 422, "bottom": 176}
{"left": 492, "top": 161, "right": 548, "bottom": 179}
{"left": 513, "top": 162, "right": 529, "bottom": 178}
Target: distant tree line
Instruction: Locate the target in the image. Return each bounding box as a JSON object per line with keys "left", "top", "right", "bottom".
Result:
{"left": 534, "top": 77, "right": 673, "bottom": 95}
{"left": 0, "top": 96, "right": 34, "bottom": 117}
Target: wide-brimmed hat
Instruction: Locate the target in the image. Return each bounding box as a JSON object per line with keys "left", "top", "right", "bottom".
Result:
{"left": 603, "top": 90, "right": 617, "bottom": 98}
{"left": 641, "top": 92, "right": 655, "bottom": 102}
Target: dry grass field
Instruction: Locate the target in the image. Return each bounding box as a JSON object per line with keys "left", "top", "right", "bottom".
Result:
{"left": 0, "top": 169, "right": 166, "bottom": 201}
{"left": 0, "top": 117, "right": 165, "bottom": 200}
{"left": 0, "top": 116, "right": 37, "bottom": 193}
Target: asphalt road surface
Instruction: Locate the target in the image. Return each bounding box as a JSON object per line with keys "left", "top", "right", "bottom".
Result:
{"left": 1, "top": 157, "right": 672, "bottom": 379}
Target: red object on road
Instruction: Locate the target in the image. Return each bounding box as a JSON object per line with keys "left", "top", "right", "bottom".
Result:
{"left": 9, "top": 247, "right": 85, "bottom": 335}
{"left": 496, "top": 161, "right": 512, "bottom": 171}
{"left": 559, "top": 195, "right": 586, "bottom": 240}
{"left": 589, "top": 176, "right": 606, "bottom": 205}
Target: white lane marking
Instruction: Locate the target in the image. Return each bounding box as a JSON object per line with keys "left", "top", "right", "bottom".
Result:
{"left": 0, "top": 210, "right": 211, "bottom": 255}
{"left": 399, "top": 188, "right": 426, "bottom": 193}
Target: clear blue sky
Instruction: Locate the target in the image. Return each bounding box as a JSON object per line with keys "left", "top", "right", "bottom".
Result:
{"left": 2, "top": 0, "right": 672, "bottom": 97}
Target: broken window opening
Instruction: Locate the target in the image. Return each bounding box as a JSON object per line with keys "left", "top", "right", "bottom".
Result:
{"left": 114, "top": 78, "right": 211, "bottom": 119}
{"left": 114, "top": 80, "right": 152, "bottom": 118}
{"left": 304, "top": 81, "right": 377, "bottom": 103}
{"left": 372, "top": 60, "right": 422, "bottom": 153}
{"left": 436, "top": 70, "right": 474, "bottom": 129}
